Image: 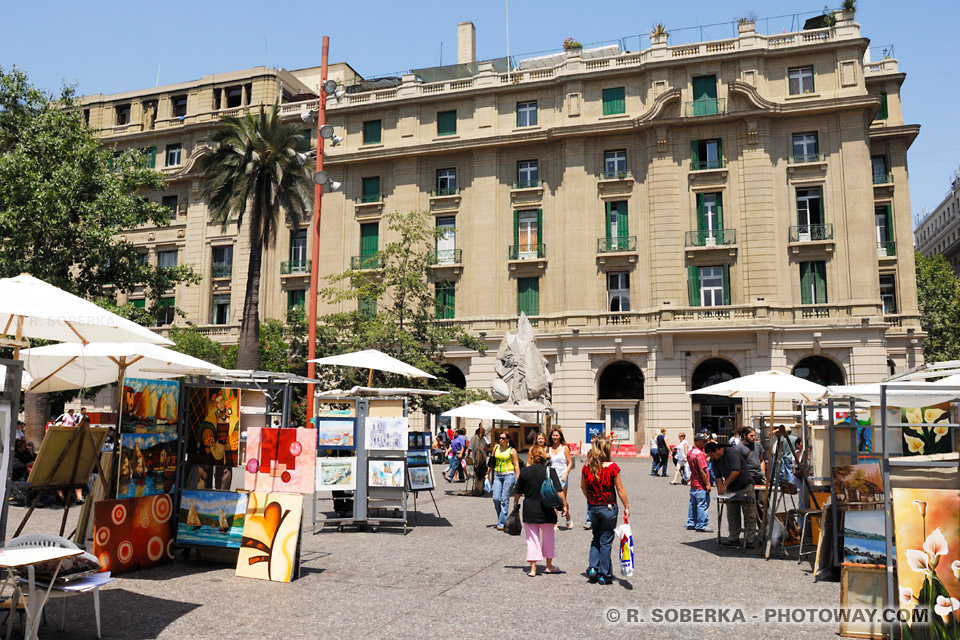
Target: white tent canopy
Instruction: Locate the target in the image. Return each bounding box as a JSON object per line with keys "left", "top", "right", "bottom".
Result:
{"left": 310, "top": 349, "right": 436, "bottom": 379}
{"left": 687, "top": 369, "right": 827, "bottom": 402}
{"left": 21, "top": 342, "right": 225, "bottom": 393}
{"left": 823, "top": 383, "right": 960, "bottom": 407}
{"left": 0, "top": 273, "right": 172, "bottom": 350}
{"left": 441, "top": 400, "right": 521, "bottom": 423}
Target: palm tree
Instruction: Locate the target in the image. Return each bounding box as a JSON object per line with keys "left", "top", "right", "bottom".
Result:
{"left": 199, "top": 103, "right": 312, "bottom": 370}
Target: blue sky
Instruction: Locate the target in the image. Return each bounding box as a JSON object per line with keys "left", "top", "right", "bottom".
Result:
{"left": 3, "top": 0, "right": 958, "bottom": 223}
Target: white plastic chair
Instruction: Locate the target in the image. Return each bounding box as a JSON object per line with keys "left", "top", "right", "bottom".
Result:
{"left": 5, "top": 534, "right": 104, "bottom": 638}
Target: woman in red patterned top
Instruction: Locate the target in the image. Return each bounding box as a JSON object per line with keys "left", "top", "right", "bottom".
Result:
{"left": 580, "top": 437, "right": 630, "bottom": 584}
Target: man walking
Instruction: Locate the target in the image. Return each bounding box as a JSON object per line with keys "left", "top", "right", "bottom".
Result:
{"left": 685, "top": 432, "right": 710, "bottom": 532}
{"left": 444, "top": 427, "right": 467, "bottom": 482}
{"left": 705, "top": 441, "right": 758, "bottom": 548}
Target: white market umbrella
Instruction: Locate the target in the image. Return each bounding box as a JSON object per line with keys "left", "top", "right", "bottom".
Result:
{"left": 824, "top": 382, "right": 960, "bottom": 407}
{"left": 441, "top": 400, "right": 521, "bottom": 423}
{"left": 310, "top": 348, "right": 436, "bottom": 386}
{"left": 0, "top": 273, "right": 172, "bottom": 357}
{"left": 21, "top": 342, "right": 226, "bottom": 394}
{"left": 688, "top": 370, "right": 827, "bottom": 402}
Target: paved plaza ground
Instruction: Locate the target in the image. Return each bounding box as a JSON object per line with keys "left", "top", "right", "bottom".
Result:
{"left": 5, "top": 458, "right": 840, "bottom": 639}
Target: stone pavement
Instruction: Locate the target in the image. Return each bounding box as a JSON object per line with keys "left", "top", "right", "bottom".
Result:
{"left": 3, "top": 458, "right": 839, "bottom": 639}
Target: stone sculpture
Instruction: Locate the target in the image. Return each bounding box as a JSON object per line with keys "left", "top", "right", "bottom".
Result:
{"left": 491, "top": 313, "right": 552, "bottom": 407}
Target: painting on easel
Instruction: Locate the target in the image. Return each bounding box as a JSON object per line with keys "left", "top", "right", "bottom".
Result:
{"left": 28, "top": 426, "right": 108, "bottom": 487}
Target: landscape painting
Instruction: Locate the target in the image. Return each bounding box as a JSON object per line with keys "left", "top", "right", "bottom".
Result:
{"left": 118, "top": 433, "right": 177, "bottom": 499}
{"left": 185, "top": 387, "right": 240, "bottom": 466}
{"left": 316, "top": 418, "right": 355, "bottom": 450}
{"left": 121, "top": 378, "right": 179, "bottom": 434}
{"left": 408, "top": 465, "right": 433, "bottom": 491}
{"left": 407, "top": 450, "right": 429, "bottom": 467}
{"left": 316, "top": 457, "right": 356, "bottom": 492}
{"left": 177, "top": 490, "right": 246, "bottom": 549}
{"left": 842, "top": 509, "right": 892, "bottom": 566}
{"left": 831, "top": 462, "right": 884, "bottom": 510}
{"left": 369, "top": 459, "right": 404, "bottom": 488}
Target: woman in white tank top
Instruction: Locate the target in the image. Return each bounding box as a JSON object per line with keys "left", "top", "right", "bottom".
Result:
{"left": 548, "top": 428, "right": 574, "bottom": 529}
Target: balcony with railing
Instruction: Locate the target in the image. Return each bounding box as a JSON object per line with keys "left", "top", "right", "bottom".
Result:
{"left": 511, "top": 180, "right": 542, "bottom": 190}
{"left": 281, "top": 260, "right": 310, "bottom": 275}
{"left": 788, "top": 153, "right": 825, "bottom": 164}
{"left": 690, "top": 159, "right": 725, "bottom": 171}
{"left": 508, "top": 243, "right": 546, "bottom": 260}
{"left": 427, "top": 248, "right": 463, "bottom": 265}
{"left": 877, "top": 241, "right": 897, "bottom": 258}
{"left": 429, "top": 187, "right": 460, "bottom": 197}
{"left": 211, "top": 264, "right": 232, "bottom": 278}
{"left": 599, "top": 170, "right": 633, "bottom": 181}
{"left": 354, "top": 193, "right": 382, "bottom": 204}
{"left": 684, "top": 229, "right": 736, "bottom": 247}
{"left": 873, "top": 173, "right": 893, "bottom": 185}
{"left": 350, "top": 254, "right": 382, "bottom": 270}
{"left": 597, "top": 236, "right": 638, "bottom": 253}
{"left": 788, "top": 224, "right": 834, "bottom": 242}
{"left": 684, "top": 98, "right": 726, "bottom": 117}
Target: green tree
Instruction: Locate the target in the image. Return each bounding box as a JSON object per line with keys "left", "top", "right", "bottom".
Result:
{"left": 915, "top": 252, "right": 960, "bottom": 362}
{"left": 168, "top": 326, "right": 230, "bottom": 368}
{"left": 317, "top": 209, "right": 489, "bottom": 411}
{"left": 198, "top": 104, "right": 312, "bottom": 371}
{"left": 0, "top": 67, "right": 198, "bottom": 310}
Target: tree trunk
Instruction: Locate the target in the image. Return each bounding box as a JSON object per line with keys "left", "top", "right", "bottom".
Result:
{"left": 237, "top": 233, "right": 263, "bottom": 371}
{"left": 24, "top": 392, "right": 51, "bottom": 448}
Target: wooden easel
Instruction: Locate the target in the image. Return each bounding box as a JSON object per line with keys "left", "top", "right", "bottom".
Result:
{"left": 13, "top": 424, "right": 108, "bottom": 538}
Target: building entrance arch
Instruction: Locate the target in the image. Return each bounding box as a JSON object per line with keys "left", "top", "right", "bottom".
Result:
{"left": 597, "top": 361, "right": 644, "bottom": 445}
{"left": 690, "top": 358, "right": 742, "bottom": 437}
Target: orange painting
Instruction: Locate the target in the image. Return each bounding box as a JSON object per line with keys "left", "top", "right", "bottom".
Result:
{"left": 235, "top": 491, "right": 302, "bottom": 582}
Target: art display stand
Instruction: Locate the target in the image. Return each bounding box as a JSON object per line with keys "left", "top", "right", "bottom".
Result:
{"left": 312, "top": 396, "right": 409, "bottom": 533}
{"left": 0, "top": 358, "right": 23, "bottom": 544}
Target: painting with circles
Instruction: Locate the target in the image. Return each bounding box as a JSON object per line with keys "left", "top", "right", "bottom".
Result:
{"left": 93, "top": 494, "right": 175, "bottom": 575}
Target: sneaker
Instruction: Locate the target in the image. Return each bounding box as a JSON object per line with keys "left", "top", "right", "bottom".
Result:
{"left": 598, "top": 575, "right": 612, "bottom": 585}
{"left": 587, "top": 568, "right": 598, "bottom": 583}
{"left": 686, "top": 525, "right": 696, "bottom": 530}
{"left": 496, "top": 525, "right": 504, "bottom": 531}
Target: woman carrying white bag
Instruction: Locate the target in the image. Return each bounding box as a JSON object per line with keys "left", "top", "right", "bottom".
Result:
{"left": 614, "top": 517, "right": 634, "bottom": 577}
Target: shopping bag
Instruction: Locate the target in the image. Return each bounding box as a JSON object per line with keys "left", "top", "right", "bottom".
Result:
{"left": 614, "top": 518, "right": 634, "bottom": 577}
{"left": 504, "top": 504, "right": 522, "bottom": 536}
{"left": 483, "top": 477, "right": 492, "bottom": 494}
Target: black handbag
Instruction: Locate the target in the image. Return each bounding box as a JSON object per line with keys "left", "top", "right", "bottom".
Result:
{"left": 504, "top": 503, "right": 522, "bottom": 536}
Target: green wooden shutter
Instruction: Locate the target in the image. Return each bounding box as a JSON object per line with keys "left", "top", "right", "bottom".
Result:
{"left": 884, "top": 205, "right": 893, "bottom": 242}
{"left": 131, "top": 298, "right": 146, "bottom": 309}
{"left": 814, "top": 262, "right": 827, "bottom": 304}
{"left": 359, "top": 296, "right": 376, "bottom": 317}
{"left": 696, "top": 194, "right": 705, "bottom": 231}
{"left": 800, "top": 262, "right": 812, "bottom": 305}
{"left": 691, "top": 141, "right": 699, "bottom": 169}
{"left": 437, "top": 110, "right": 457, "bottom": 136}
{"left": 148, "top": 147, "right": 156, "bottom": 168}
{"left": 876, "top": 93, "right": 888, "bottom": 120}
{"left": 518, "top": 278, "right": 539, "bottom": 316}
{"left": 716, "top": 139, "right": 723, "bottom": 167}
{"left": 360, "top": 223, "right": 379, "bottom": 258}
{"left": 692, "top": 76, "right": 717, "bottom": 101}
{"left": 602, "top": 87, "right": 625, "bottom": 115}
{"left": 363, "top": 120, "right": 381, "bottom": 144}
{"left": 687, "top": 266, "right": 700, "bottom": 306}
{"left": 515, "top": 103, "right": 520, "bottom": 128}
{"left": 536, "top": 208, "right": 543, "bottom": 254}
{"left": 513, "top": 210, "right": 519, "bottom": 255}
{"left": 722, "top": 265, "right": 731, "bottom": 305}
{"left": 604, "top": 202, "right": 612, "bottom": 242}
{"left": 716, "top": 193, "right": 724, "bottom": 229}
{"left": 616, "top": 202, "right": 628, "bottom": 239}
{"left": 362, "top": 177, "right": 380, "bottom": 200}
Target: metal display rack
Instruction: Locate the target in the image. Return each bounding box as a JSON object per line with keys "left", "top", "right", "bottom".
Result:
{"left": 0, "top": 358, "right": 24, "bottom": 544}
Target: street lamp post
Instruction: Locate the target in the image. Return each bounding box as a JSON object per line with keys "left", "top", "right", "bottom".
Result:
{"left": 306, "top": 35, "right": 330, "bottom": 426}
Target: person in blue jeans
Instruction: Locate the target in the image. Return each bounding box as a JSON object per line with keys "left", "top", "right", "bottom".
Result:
{"left": 580, "top": 437, "right": 630, "bottom": 584}
{"left": 685, "top": 432, "right": 711, "bottom": 531}
{"left": 444, "top": 427, "right": 467, "bottom": 482}
{"left": 489, "top": 432, "right": 520, "bottom": 530}
{"left": 650, "top": 428, "right": 668, "bottom": 477}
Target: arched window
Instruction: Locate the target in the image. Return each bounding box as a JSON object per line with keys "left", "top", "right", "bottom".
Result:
{"left": 598, "top": 361, "right": 644, "bottom": 400}
{"left": 441, "top": 364, "right": 466, "bottom": 389}
{"left": 792, "top": 356, "right": 845, "bottom": 386}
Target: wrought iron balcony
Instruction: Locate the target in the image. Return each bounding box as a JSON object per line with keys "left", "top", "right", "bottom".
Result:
{"left": 684, "top": 229, "right": 736, "bottom": 247}
{"left": 599, "top": 170, "right": 633, "bottom": 180}
{"left": 873, "top": 173, "right": 893, "bottom": 185}
{"left": 429, "top": 187, "right": 460, "bottom": 197}
{"left": 508, "top": 243, "right": 546, "bottom": 260}
{"left": 788, "top": 224, "right": 834, "bottom": 242}
{"left": 511, "top": 180, "right": 541, "bottom": 189}
{"left": 354, "top": 194, "right": 381, "bottom": 204}
{"left": 690, "top": 159, "right": 725, "bottom": 171}
{"left": 211, "top": 264, "right": 232, "bottom": 278}
{"left": 877, "top": 241, "right": 897, "bottom": 257}
{"left": 596, "top": 236, "right": 638, "bottom": 253}
{"left": 684, "top": 98, "right": 726, "bottom": 117}
{"left": 350, "top": 254, "right": 382, "bottom": 270}
{"left": 427, "top": 248, "right": 462, "bottom": 265}
{"left": 788, "top": 153, "right": 825, "bottom": 164}
{"left": 281, "top": 260, "right": 310, "bottom": 274}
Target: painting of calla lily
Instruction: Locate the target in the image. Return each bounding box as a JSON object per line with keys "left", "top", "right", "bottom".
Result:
{"left": 900, "top": 403, "right": 955, "bottom": 457}
{"left": 892, "top": 488, "right": 960, "bottom": 639}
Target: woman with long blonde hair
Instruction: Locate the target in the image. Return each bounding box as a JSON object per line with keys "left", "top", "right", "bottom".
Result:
{"left": 580, "top": 437, "right": 630, "bottom": 584}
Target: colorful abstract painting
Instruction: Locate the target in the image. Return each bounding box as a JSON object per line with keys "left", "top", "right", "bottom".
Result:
{"left": 185, "top": 387, "right": 240, "bottom": 466}
{"left": 93, "top": 494, "right": 175, "bottom": 575}
{"left": 244, "top": 428, "right": 316, "bottom": 493}
{"left": 891, "top": 488, "right": 960, "bottom": 639}
{"left": 831, "top": 462, "right": 884, "bottom": 510}
{"left": 316, "top": 457, "right": 356, "bottom": 491}
{"left": 235, "top": 491, "right": 302, "bottom": 582}
{"left": 177, "top": 490, "right": 246, "bottom": 549}
{"left": 183, "top": 464, "right": 235, "bottom": 491}
{"left": 121, "top": 378, "right": 179, "bottom": 434}
{"left": 365, "top": 417, "right": 408, "bottom": 451}
{"left": 315, "top": 418, "right": 355, "bottom": 450}
{"left": 901, "top": 403, "right": 954, "bottom": 457}
{"left": 369, "top": 459, "right": 404, "bottom": 488}
{"left": 118, "top": 433, "right": 177, "bottom": 499}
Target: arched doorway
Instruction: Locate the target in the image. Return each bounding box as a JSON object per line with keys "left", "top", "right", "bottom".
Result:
{"left": 598, "top": 361, "right": 644, "bottom": 445}
{"left": 440, "top": 363, "right": 466, "bottom": 389}
{"left": 691, "top": 358, "right": 741, "bottom": 437}
{"left": 792, "top": 356, "right": 845, "bottom": 386}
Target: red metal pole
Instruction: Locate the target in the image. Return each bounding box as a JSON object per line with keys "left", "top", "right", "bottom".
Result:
{"left": 306, "top": 35, "right": 329, "bottom": 426}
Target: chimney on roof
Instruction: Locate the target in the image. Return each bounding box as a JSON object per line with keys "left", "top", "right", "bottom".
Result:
{"left": 458, "top": 21, "right": 476, "bottom": 65}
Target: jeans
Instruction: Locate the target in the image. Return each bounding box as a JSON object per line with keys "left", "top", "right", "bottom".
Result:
{"left": 445, "top": 452, "right": 465, "bottom": 481}
{"left": 492, "top": 472, "right": 516, "bottom": 528}
{"left": 725, "top": 484, "right": 759, "bottom": 545}
{"left": 687, "top": 488, "right": 709, "bottom": 529}
{"left": 777, "top": 458, "right": 795, "bottom": 485}
{"left": 587, "top": 504, "right": 618, "bottom": 580}
{"left": 650, "top": 452, "right": 661, "bottom": 475}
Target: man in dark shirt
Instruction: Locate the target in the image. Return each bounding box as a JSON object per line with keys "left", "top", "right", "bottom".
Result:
{"left": 734, "top": 427, "right": 765, "bottom": 485}
{"left": 444, "top": 428, "right": 468, "bottom": 482}
{"left": 706, "top": 442, "right": 758, "bottom": 548}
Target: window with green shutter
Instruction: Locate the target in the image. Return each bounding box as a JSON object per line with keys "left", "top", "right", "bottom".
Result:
{"left": 800, "top": 261, "right": 827, "bottom": 304}
{"left": 691, "top": 75, "right": 718, "bottom": 116}
{"left": 437, "top": 110, "right": 457, "bottom": 136}
{"left": 359, "top": 295, "right": 377, "bottom": 318}
{"left": 602, "top": 87, "right": 626, "bottom": 115}
{"left": 691, "top": 139, "right": 723, "bottom": 170}
{"left": 360, "top": 176, "right": 380, "bottom": 203}
{"left": 156, "top": 297, "right": 175, "bottom": 326}
{"left": 435, "top": 282, "right": 455, "bottom": 320}
{"left": 360, "top": 223, "right": 379, "bottom": 259}
{"left": 687, "top": 266, "right": 700, "bottom": 307}
{"left": 874, "top": 92, "right": 888, "bottom": 121}
{"left": 288, "top": 289, "right": 306, "bottom": 310}
{"left": 605, "top": 201, "right": 629, "bottom": 250}
{"left": 131, "top": 298, "right": 146, "bottom": 309}
{"left": 517, "top": 277, "right": 540, "bottom": 316}
{"left": 363, "top": 119, "right": 382, "bottom": 145}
